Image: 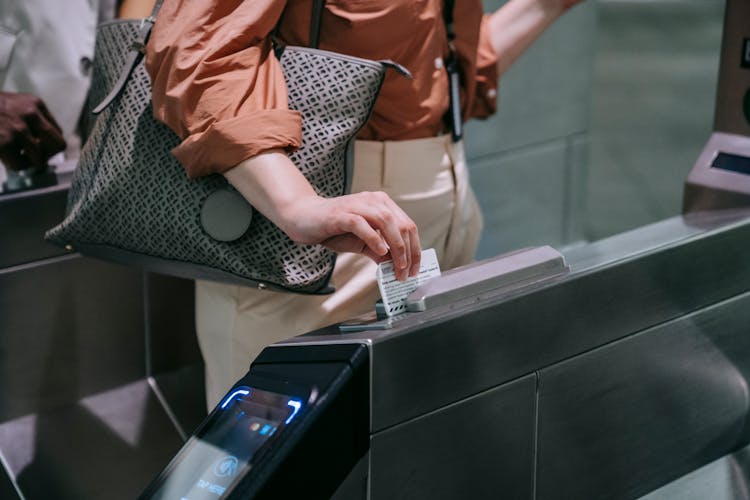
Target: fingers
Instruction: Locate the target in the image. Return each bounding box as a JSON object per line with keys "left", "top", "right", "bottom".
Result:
{"left": 333, "top": 212, "right": 389, "bottom": 258}
{"left": 374, "top": 208, "right": 409, "bottom": 278}
{"left": 407, "top": 223, "right": 422, "bottom": 277}
{"left": 279, "top": 189, "right": 421, "bottom": 281}
{"left": 0, "top": 137, "right": 25, "bottom": 171}
{"left": 1, "top": 124, "right": 51, "bottom": 170}
{"left": 328, "top": 192, "right": 421, "bottom": 281}
{"left": 369, "top": 193, "right": 420, "bottom": 279}
{"left": 16, "top": 127, "right": 50, "bottom": 168}
{"left": 321, "top": 234, "right": 390, "bottom": 263}
{"left": 0, "top": 92, "right": 66, "bottom": 170}
{"left": 34, "top": 98, "right": 64, "bottom": 136}
{"left": 27, "top": 99, "right": 66, "bottom": 158}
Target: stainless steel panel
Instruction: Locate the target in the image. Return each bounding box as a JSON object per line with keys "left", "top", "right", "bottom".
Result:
{"left": 639, "top": 443, "right": 750, "bottom": 500}
{"left": 0, "top": 180, "right": 207, "bottom": 495}
{"left": 370, "top": 374, "right": 536, "bottom": 500}
{"left": 151, "top": 366, "right": 206, "bottom": 437}
{"left": 562, "top": 208, "right": 750, "bottom": 271}
{"left": 0, "top": 255, "right": 144, "bottom": 422}
{"left": 280, "top": 210, "right": 750, "bottom": 431}
{"left": 145, "top": 273, "right": 200, "bottom": 376}
{"left": 144, "top": 273, "right": 205, "bottom": 434}
{"left": 0, "top": 458, "right": 21, "bottom": 500}
{"left": 0, "top": 379, "right": 183, "bottom": 500}
{"left": 330, "top": 453, "right": 368, "bottom": 500}
{"left": 536, "top": 290, "right": 750, "bottom": 500}
{"left": 0, "top": 182, "right": 70, "bottom": 268}
{"left": 371, "top": 210, "right": 750, "bottom": 430}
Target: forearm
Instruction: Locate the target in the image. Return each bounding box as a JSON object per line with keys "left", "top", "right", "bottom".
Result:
{"left": 488, "top": 0, "right": 567, "bottom": 75}
{"left": 223, "top": 150, "right": 316, "bottom": 242}
{"left": 223, "top": 151, "right": 421, "bottom": 280}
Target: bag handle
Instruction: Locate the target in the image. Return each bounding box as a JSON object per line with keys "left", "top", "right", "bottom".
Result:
{"left": 92, "top": 0, "right": 163, "bottom": 114}
{"left": 94, "top": 0, "right": 325, "bottom": 115}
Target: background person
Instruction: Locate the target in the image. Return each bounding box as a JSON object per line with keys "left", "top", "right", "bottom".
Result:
{"left": 0, "top": 1, "right": 119, "bottom": 189}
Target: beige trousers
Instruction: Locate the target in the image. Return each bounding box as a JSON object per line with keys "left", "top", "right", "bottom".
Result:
{"left": 196, "top": 134, "right": 484, "bottom": 408}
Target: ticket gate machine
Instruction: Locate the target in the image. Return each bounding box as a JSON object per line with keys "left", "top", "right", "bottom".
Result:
{"left": 141, "top": 248, "right": 570, "bottom": 500}
{"left": 683, "top": 0, "right": 750, "bottom": 211}
{"left": 140, "top": 344, "right": 369, "bottom": 499}
{"left": 140, "top": 206, "right": 750, "bottom": 500}
{"left": 141, "top": 2, "right": 750, "bottom": 496}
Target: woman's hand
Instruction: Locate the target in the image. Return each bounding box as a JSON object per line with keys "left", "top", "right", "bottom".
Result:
{"left": 224, "top": 150, "right": 421, "bottom": 281}
{"left": 281, "top": 191, "right": 421, "bottom": 278}
{"left": 0, "top": 92, "right": 66, "bottom": 171}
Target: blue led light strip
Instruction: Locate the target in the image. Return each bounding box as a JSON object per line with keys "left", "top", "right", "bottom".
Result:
{"left": 285, "top": 400, "right": 302, "bottom": 424}
{"left": 220, "top": 387, "right": 250, "bottom": 410}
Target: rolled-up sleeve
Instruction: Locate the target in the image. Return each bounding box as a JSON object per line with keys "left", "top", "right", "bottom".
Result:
{"left": 146, "top": 0, "right": 302, "bottom": 178}
{"left": 471, "top": 15, "right": 500, "bottom": 119}
{"left": 455, "top": 8, "right": 500, "bottom": 121}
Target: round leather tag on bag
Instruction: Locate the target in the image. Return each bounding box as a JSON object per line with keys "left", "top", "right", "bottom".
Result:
{"left": 200, "top": 188, "right": 253, "bottom": 242}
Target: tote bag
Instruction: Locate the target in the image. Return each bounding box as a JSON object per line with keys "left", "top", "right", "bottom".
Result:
{"left": 46, "top": 1, "right": 404, "bottom": 294}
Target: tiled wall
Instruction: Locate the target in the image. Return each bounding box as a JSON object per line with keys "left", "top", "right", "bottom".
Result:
{"left": 466, "top": 1, "right": 597, "bottom": 258}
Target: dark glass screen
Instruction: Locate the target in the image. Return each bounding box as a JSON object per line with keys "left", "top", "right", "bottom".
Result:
{"left": 711, "top": 152, "right": 750, "bottom": 175}
{"left": 148, "top": 387, "right": 304, "bottom": 499}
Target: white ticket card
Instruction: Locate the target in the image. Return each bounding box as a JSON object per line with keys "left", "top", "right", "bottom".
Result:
{"left": 376, "top": 248, "right": 441, "bottom": 317}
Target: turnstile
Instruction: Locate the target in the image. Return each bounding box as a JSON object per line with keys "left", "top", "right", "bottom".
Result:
{"left": 0, "top": 173, "right": 205, "bottom": 499}
{"left": 140, "top": 344, "right": 369, "bottom": 499}
{"left": 140, "top": 207, "right": 750, "bottom": 499}
{"left": 683, "top": 0, "right": 750, "bottom": 211}
{"left": 6, "top": 0, "right": 750, "bottom": 497}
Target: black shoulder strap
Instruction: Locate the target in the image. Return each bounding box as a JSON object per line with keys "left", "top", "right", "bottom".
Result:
{"left": 309, "top": 0, "right": 325, "bottom": 49}
{"left": 443, "top": 0, "right": 455, "bottom": 46}
{"left": 274, "top": 0, "right": 325, "bottom": 53}
{"left": 443, "top": 0, "right": 462, "bottom": 142}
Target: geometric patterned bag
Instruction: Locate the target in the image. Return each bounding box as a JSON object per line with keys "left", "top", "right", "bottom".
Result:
{"left": 45, "top": 4, "right": 401, "bottom": 294}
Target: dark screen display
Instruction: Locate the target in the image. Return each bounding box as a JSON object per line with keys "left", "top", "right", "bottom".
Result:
{"left": 147, "top": 387, "right": 304, "bottom": 499}
{"left": 711, "top": 152, "right": 750, "bottom": 176}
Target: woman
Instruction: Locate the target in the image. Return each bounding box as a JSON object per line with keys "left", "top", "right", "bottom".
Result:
{"left": 146, "top": 0, "right": 585, "bottom": 408}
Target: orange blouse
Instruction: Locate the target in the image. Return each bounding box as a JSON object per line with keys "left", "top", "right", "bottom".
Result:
{"left": 146, "top": 0, "right": 499, "bottom": 178}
